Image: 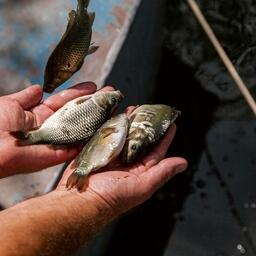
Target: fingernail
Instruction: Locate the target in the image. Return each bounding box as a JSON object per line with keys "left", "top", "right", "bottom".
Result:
{"left": 175, "top": 164, "right": 187, "bottom": 174}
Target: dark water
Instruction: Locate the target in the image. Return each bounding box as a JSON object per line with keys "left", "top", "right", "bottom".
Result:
{"left": 105, "top": 19, "right": 219, "bottom": 256}
{"left": 106, "top": 1, "right": 256, "bottom": 255}
{"left": 105, "top": 52, "right": 217, "bottom": 256}
{"left": 105, "top": 48, "right": 218, "bottom": 256}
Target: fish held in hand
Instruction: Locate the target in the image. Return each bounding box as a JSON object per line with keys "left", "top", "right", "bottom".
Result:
{"left": 11, "top": 90, "right": 123, "bottom": 144}
{"left": 43, "top": 0, "right": 98, "bottom": 93}
{"left": 66, "top": 114, "right": 129, "bottom": 190}
{"left": 122, "top": 104, "right": 180, "bottom": 164}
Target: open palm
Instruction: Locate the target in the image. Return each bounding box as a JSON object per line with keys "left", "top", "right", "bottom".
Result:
{"left": 58, "top": 126, "right": 187, "bottom": 214}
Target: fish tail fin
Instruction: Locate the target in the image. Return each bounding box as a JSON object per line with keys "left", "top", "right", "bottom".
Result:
{"left": 10, "top": 131, "right": 34, "bottom": 145}
{"left": 10, "top": 128, "right": 41, "bottom": 145}
{"left": 10, "top": 131, "right": 28, "bottom": 140}
{"left": 66, "top": 169, "right": 89, "bottom": 191}
{"left": 78, "top": 0, "right": 90, "bottom": 10}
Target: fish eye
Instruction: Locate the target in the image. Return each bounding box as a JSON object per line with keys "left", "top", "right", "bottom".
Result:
{"left": 111, "top": 97, "right": 117, "bottom": 104}
{"left": 131, "top": 144, "right": 137, "bottom": 151}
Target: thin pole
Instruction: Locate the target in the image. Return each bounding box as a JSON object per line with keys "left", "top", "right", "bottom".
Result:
{"left": 187, "top": 0, "right": 256, "bottom": 116}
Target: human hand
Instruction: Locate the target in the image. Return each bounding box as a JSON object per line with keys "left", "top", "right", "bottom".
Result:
{"left": 0, "top": 82, "right": 97, "bottom": 178}
{"left": 0, "top": 108, "right": 187, "bottom": 256}
{"left": 58, "top": 124, "right": 187, "bottom": 217}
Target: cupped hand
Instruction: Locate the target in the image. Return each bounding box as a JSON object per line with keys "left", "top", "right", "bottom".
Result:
{"left": 0, "top": 82, "right": 101, "bottom": 178}
{"left": 58, "top": 125, "right": 188, "bottom": 216}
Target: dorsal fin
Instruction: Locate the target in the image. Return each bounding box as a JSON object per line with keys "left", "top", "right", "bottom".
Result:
{"left": 60, "top": 10, "right": 77, "bottom": 42}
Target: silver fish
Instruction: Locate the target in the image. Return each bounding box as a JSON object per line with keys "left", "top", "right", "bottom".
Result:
{"left": 122, "top": 104, "right": 180, "bottom": 164}
{"left": 12, "top": 91, "right": 123, "bottom": 144}
{"left": 66, "top": 114, "right": 129, "bottom": 190}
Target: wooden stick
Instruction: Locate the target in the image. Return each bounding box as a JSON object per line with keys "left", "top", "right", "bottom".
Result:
{"left": 187, "top": 0, "right": 256, "bottom": 116}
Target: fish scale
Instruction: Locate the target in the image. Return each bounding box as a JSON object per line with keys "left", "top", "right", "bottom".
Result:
{"left": 43, "top": 0, "right": 98, "bottom": 93}
{"left": 62, "top": 16, "right": 91, "bottom": 61}
{"left": 122, "top": 104, "right": 181, "bottom": 164}
{"left": 11, "top": 91, "right": 123, "bottom": 145}
{"left": 42, "top": 100, "right": 107, "bottom": 144}
{"left": 66, "top": 114, "right": 129, "bottom": 190}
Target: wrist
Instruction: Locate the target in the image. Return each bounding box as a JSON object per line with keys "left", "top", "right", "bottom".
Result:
{"left": 54, "top": 187, "right": 117, "bottom": 222}
{"left": 44, "top": 189, "right": 117, "bottom": 252}
{"left": 0, "top": 189, "right": 117, "bottom": 256}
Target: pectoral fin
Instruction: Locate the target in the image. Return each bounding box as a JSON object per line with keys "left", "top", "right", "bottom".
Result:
{"left": 87, "top": 45, "right": 99, "bottom": 56}
{"left": 60, "top": 10, "right": 77, "bottom": 42}
{"left": 101, "top": 127, "right": 118, "bottom": 139}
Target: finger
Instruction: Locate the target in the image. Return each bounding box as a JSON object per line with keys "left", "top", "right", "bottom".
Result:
{"left": 5, "top": 85, "right": 43, "bottom": 110}
{"left": 142, "top": 124, "right": 177, "bottom": 169}
{"left": 43, "top": 82, "right": 97, "bottom": 112}
{"left": 124, "top": 106, "right": 137, "bottom": 116}
{"left": 140, "top": 157, "right": 188, "bottom": 197}
{"left": 98, "top": 86, "right": 115, "bottom": 92}
{"left": 4, "top": 142, "right": 82, "bottom": 175}
{"left": 23, "top": 111, "right": 38, "bottom": 130}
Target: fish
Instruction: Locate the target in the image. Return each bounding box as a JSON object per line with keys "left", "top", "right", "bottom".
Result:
{"left": 11, "top": 90, "right": 123, "bottom": 144}
{"left": 66, "top": 114, "right": 129, "bottom": 190}
{"left": 122, "top": 104, "right": 180, "bottom": 164}
{"left": 43, "top": 0, "right": 98, "bottom": 93}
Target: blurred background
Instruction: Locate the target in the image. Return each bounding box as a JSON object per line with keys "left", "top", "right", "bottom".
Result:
{"left": 0, "top": 0, "right": 256, "bottom": 255}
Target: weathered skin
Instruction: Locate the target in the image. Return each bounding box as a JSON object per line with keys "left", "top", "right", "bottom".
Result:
{"left": 12, "top": 91, "right": 123, "bottom": 144}
{"left": 43, "top": 0, "right": 98, "bottom": 93}
{"left": 122, "top": 104, "right": 180, "bottom": 164}
{"left": 66, "top": 114, "right": 129, "bottom": 190}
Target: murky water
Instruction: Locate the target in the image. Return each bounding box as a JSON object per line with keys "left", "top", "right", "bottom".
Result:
{"left": 106, "top": 1, "right": 256, "bottom": 256}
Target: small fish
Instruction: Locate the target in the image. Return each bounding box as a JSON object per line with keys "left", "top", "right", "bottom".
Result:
{"left": 11, "top": 91, "right": 123, "bottom": 144}
{"left": 43, "top": 0, "right": 98, "bottom": 93}
{"left": 122, "top": 104, "right": 180, "bottom": 164}
{"left": 66, "top": 114, "right": 129, "bottom": 190}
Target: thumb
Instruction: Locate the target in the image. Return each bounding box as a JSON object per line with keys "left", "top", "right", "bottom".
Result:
{"left": 6, "top": 85, "right": 43, "bottom": 110}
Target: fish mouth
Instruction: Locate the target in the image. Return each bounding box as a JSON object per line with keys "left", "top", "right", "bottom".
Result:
{"left": 122, "top": 144, "right": 135, "bottom": 165}
{"left": 122, "top": 153, "right": 136, "bottom": 165}
{"left": 116, "top": 90, "right": 124, "bottom": 101}
{"left": 123, "top": 157, "right": 134, "bottom": 165}
{"left": 111, "top": 90, "right": 124, "bottom": 112}
{"left": 43, "top": 84, "right": 56, "bottom": 94}
{"left": 171, "top": 109, "right": 181, "bottom": 123}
